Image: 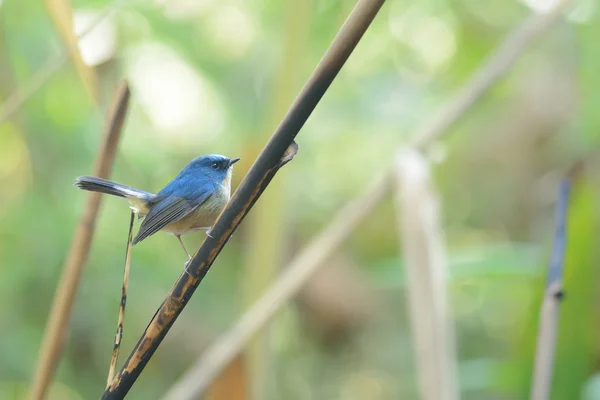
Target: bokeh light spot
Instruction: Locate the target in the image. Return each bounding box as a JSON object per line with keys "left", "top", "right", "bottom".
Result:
{"left": 74, "top": 10, "right": 117, "bottom": 67}
{"left": 125, "top": 43, "right": 225, "bottom": 143}
{"left": 204, "top": 5, "right": 256, "bottom": 60}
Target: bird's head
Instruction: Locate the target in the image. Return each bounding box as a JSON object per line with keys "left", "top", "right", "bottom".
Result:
{"left": 186, "top": 154, "right": 241, "bottom": 184}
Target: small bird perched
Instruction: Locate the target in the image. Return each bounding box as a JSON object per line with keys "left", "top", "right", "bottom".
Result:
{"left": 74, "top": 154, "right": 240, "bottom": 261}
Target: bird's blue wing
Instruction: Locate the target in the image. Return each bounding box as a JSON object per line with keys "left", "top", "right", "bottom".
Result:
{"left": 132, "top": 178, "right": 214, "bottom": 245}
{"left": 156, "top": 173, "right": 215, "bottom": 200}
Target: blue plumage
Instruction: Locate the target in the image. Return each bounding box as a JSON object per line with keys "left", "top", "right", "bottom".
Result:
{"left": 157, "top": 172, "right": 215, "bottom": 200}
{"left": 74, "top": 154, "right": 240, "bottom": 259}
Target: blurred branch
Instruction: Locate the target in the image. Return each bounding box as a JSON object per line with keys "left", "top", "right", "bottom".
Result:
{"left": 0, "top": 0, "right": 124, "bottom": 124}
{"left": 0, "top": 55, "right": 66, "bottom": 124}
{"left": 530, "top": 179, "right": 570, "bottom": 400}
{"left": 106, "top": 210, "right": 135, "bottom": 387}
{"left": 162, "top": 2, "right": 575, "bottom": 398}
{"left": 101, "top": 0, "right": 386, "bottom": 397}
{"left": 410, "top": 0, "right": 574, "bottom": 150}
{"left": 393, "top": 150, "right": 458, "bottom": 400}
{"left": 43, "top": 0, "right": 99, "bottom": 103}
{"left": 31, "top": 81, "right": 130, "bottom": 400}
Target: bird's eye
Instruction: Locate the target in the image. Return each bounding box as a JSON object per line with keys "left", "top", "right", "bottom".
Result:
{"left": 211, "top": 162, "right": 219, "bottom": 170}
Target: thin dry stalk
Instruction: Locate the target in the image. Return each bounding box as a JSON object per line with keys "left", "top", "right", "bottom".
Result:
{"left": 393, "top": 149, "right": 458, "bottom": 400}
{"left": 30, "top": 81, "right": 130, "bottom": 400}
{"left": 107, "top": 210, "right": 136, "bottom": 387}
{"left": 43, "top": 0, "right": 99, "bottom": 102}
{"left": 530, "top": 180, "right": 570, "bottom": 400}
{"left": 162, "top": 2, "right": 574, "bottom": 398}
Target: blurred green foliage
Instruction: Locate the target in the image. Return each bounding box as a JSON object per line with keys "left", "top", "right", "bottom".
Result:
{"left": 1, "top": 0, "right": 600, "bottom": 399}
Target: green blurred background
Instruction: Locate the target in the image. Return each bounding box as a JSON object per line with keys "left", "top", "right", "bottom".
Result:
{"left": 1, "top": 0, "right": 600, "bottom": 399}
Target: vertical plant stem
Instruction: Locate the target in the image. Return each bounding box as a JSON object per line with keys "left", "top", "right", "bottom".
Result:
{"left": 31, "top": 81, "right": 130, "bottom": 400}
{"left": 107, "top": 210, "right": 135, "bottom": 387}
{"left": 530, "top": 180, "right": 570, "bottom": 400}
{"left": 393, "top": 149, "right": 459, "bottom": 400}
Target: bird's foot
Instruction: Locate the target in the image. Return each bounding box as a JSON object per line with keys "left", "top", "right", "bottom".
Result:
{"left": 206, "top": 228, "right": 214, "bottom": 239}
{"left": 183, "top": 258, "right": 194, "bottom": 277}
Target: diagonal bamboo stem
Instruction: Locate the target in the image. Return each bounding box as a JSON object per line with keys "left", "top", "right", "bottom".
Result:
{"left": 101, "top": 0, "right": 387, "bottom": 397}
{"left": 30, "top": 81, "right": 130, "bottom": 400}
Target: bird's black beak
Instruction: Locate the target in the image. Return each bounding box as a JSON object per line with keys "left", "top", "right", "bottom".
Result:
{"left": 229, "top": 157, "right": 241, "bottom": 166}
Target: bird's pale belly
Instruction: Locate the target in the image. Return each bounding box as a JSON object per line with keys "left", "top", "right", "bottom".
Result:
{"left": 163, "top": 207, "right": 220, "bottom": 235}
{"left": 163, "top": 191, "right": 229, "bottom": 236}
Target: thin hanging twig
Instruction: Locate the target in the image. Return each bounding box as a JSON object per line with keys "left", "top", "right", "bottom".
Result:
{"left": 530, "top": 179, "right": 571, "bottom": 400}
{"left": 107, "top": 210, "right": 136, "bottom": 387}
{"left": 162, "top": 1, "right": 574, "bottom": 398}
{"left": 101, "top": 0, "right": 386, "bottom": 397}
{"left": 30, "top": 81, "right": 130, "bottom": 400}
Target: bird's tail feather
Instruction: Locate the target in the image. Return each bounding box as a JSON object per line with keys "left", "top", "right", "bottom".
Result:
{"left": 74, "top": 176, "right": 153, "bottom": 200}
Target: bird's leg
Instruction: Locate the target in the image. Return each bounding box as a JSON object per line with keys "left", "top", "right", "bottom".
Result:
{"left": 205, "top": 227, "right": 214, "bottom": 239}
{"left": 176, "top": 235, "right": 192, "bottom": 259}
{"left": 176, "top": 235, "right": 192, "bottom": 270}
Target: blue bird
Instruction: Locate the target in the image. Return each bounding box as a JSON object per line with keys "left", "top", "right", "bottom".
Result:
{"left": 74, "top": 154, "right": 240, "bottom": 261}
